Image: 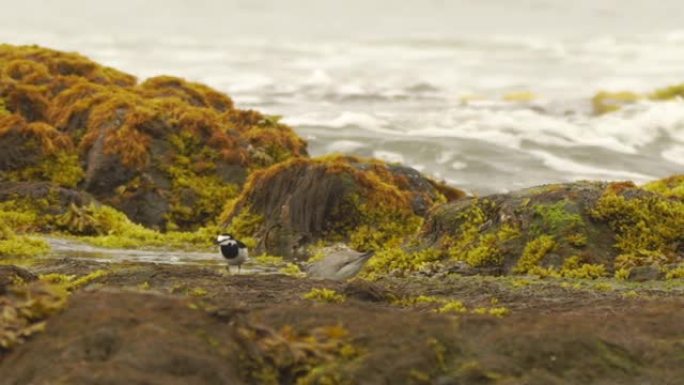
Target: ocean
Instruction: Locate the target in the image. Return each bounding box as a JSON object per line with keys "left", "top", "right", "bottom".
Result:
{"left": 1, "top": 0, "right": 683, "bottom": 193}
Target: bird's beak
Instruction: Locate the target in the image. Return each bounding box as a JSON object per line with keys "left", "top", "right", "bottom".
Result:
{"left": 213, "top": 239, "right": 220, "bottom": 245}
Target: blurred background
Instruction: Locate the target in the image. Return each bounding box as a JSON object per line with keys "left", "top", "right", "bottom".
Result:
{"left": 1, "top": 0, "right": 683, "bottom": 193}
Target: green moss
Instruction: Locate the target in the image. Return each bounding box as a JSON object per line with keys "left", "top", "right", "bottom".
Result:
{"left": 592, "top": 91, "right": 641, "bottom": 114}
{"left": 189, "top": 287, "right": 208, "bottom": 297}
{"left": 361, "top": 247, "right": 441, "bottom": 280}
{"left": 532, "top": 200, "right": 584, "bottom": 235}
{"left": 462, "top": 233, "right": 502, "bottom": 267}
{"left": 279, "top": 263, "right": 304, "bottom": 277}
{"left": 650, "top": 83, "right": 684, "bottom": 100}
{"left": 40, "top": 270, "right": 107, "bottom": 291}
{"left": 514, "top": 235, "right": 556, "bottom": 274}
{"left": 303, "top": 288, "right": 346, "bottom": 303}
{"left": 0, "top": 235, "right": 50, "bottom": 259}
{"left": 9, "top": 151, "right": 84, "bottom": 188}
{"left": 164, "top": 163, "right": 239, "bottom": 229}
{"left": 642, "top": 175, "right": 684, "bottom": 200}
{"left": 444, "top": 200, "right": 516, "bottom": 268}
{"left": 471, "top": 306, "right": 509, "bottom": 318}
{"left": 591, "top": 190, "right": 684, "bottom": 269}
{"left": 236, "top": 324, "right": 358, "bottom": 385}
{"left": 0, "top": 280, "right": 69, "bottom": 351}
{"left": 60, "top": 203, "right": 218, "bottom": 250}
{"left": 559, "top": 256, "right": 607, "bottom": 279}
{"left": 665, "top": 266, "right": 684, "bottom": 280}
{"left": 223, "top": 207, "right": 262, "bottom": 249}
{"left": 0, "top": 98, "right": 8, "bottom": 116}
{"left": 435, "top": 300, "right": 468, "bottom": 314}
{"left": 0, "top": 201, "right": 40, "bottom": 233}
{"left": 348, "top": 205, "right": 423, "bottom": 251}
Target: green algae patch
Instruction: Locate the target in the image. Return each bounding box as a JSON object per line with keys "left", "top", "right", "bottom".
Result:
{"left": 53, "top": 202, "right": 218, "bottom": 250}
{"left": 361, "top": 247, "right": 441, "bottom": 280}
{"left": 0, "top": 216, "right": 50, "bottom": 261}
{"left": 650, "top": 83, "right": 684, "bottom": 100}
{"left": 303, "top": 288, "right": 346, "bottom": 303}
{"left": 236, "top": 324, "right": 359, "bottom": 385}
{"left": 592, "top": 83, "right": 684, "bottom": 115}
{"left": 40, "top": 269, "right": 108, "bottom": 291}
{"left": 514, "top": 235, "right": 556, "bottom": 274}
{"left": 0, "top": 279, "right": 69, "bottom": 352}
{"left": 394, "top": 294, "right": 510, "bottom": 317}
{"left": 0, "top": 235, "right": 50, "bottom": 260}
{"left": 592, "top": 91, "right": 641, "bottom": 115}
{"left": 0, "top": 98, "right": 8, "bottom": 116}
{"left": 666, "top": 266, "right": 684, "bottom": 280}
{"left": 590, "top": 189, "right": 684, "bottom": 270}
{"left": 642, "top": 175, "right": 684, "bottom": 200}
{"left": 440, "top": 199, "right": 520, "bottom": 269}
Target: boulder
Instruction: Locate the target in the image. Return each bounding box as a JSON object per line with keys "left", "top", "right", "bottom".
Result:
{"left": 0, "top": 44, "right": 307, "bottom": 230}
{"left": 222, "top": 155, "right": 464, "bottom": 259}
{"left": 406, "top": 180, "right": 684, "bottom": 278}
{"left": 0, "top": 265, "right": 37, "bottom": 294}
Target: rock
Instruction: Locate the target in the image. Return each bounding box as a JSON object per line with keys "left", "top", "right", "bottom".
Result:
{"left": 0, "top": 44, "right": 307, "bottom": 230}
{"left": 627, "top": 266, "right": 664, "bottom": 282}
{"left": 364, "top": 180, "right": 684, "bottom": 279}
{"left": 0, "top": 265, "right": 37, "bottom": 294}
{"left": 0, "top": 181, "right": 95, "bottom": 213}
{"left": 222, "top": 155, "right": 464, "bottom": 258}
{"left": 0, "top": 291, "right": 245, "bottom": 385}
{"left": 306, "top": 244, "right": 373, "bottom": 281}
{"left": 342, "top": 279, "right": 394, "bottom": 302}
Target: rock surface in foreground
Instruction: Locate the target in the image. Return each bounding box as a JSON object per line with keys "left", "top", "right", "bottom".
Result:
{"left": 0, "top": 261, "right": 683, "bottom": 385}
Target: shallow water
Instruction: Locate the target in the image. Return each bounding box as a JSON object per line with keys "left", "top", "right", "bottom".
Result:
{"left": 1, "top": 0, "right": 683, "bottom": 193}
{"left": 45, "top": 237, "right": 268, "bottom": 273}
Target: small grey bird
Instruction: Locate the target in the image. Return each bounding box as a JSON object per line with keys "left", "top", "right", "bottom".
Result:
{"left": 216, "top": 234, "right": 249, "bottom": 273}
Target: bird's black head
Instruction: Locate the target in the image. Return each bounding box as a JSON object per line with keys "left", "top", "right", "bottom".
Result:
{"left": 215, "top": 234, "right": 234, "bottom": 244}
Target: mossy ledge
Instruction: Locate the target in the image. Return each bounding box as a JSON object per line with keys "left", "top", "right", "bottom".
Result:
{"left": 221, "top": 154, "right": 464, "bottom": 259}
{"left": 360, "top": 178, "right": 684, "bottom": 279}
{"left": 0, "top": 44, "right": 306, "bottom": 230}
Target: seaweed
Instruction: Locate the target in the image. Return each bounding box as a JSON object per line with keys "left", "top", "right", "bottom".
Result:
{"left": 591, "top": 189, "right": 684, "bottom": 269}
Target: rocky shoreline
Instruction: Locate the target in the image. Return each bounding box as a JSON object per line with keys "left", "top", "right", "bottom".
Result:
{"left": 1, "top": 44, "right": 683, "bottom": 384}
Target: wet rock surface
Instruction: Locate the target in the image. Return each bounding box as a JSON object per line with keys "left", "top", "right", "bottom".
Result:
{"left": 0, "top": 259, "right": 682, "bottom": 385}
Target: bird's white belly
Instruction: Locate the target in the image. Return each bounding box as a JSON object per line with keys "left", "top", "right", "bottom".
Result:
{"left": 226, "top": 248, "right": 249, "bottom": 266}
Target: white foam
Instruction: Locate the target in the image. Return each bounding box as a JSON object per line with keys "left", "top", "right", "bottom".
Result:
{"left": 528, "top": 150, "right": 655, "bottom": 181}
{"left": 373, "top": 150, "right": 405, "bottom": 164}
{"left": 326, "top": 140, "right": 367, "bottom": 153}
{"left": 451, "top": 161, "right": 468, "bottom": 170}
{"left": 284, "top": 111, "right": 387, "bottom": 130}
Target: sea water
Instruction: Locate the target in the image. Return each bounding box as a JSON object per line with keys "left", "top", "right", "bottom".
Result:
{"left": 1, "top": 0, "right": 682, "bottom": 193}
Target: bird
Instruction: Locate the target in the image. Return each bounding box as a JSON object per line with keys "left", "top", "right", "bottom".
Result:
{"left": 216, "top": 234, "right": 249, "bottom": 273}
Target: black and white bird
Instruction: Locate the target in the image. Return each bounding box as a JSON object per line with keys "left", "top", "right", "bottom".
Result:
{"left": 216, "top": 234, "right": 249, "bottom": 273}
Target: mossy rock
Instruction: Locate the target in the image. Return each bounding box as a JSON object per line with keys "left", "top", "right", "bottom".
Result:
{"left": 409, "top": 180, "right": 684, "bottom": 278}
{"left": 222, "top": 155, "right": 464, "bottom": 259}
{"left": 642, "top": 174, "right": 684, "bottom": 200}
{"left": 0, "top": 265, "right": 37, "bottom": 294}
{"left": 0, "top": 44, "right": 307, "bottom": 230}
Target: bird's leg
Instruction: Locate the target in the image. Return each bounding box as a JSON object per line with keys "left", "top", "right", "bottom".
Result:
{"left": 238, "top": 265, "right": 242, "bottom": 274}
{"left": 225, "top": 265, "right": 231, "bottom": 275}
